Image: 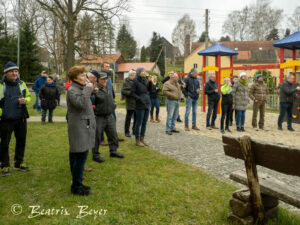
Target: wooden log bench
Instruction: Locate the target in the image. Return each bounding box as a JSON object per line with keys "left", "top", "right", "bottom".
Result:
{"left": 222, "top": 135, "right": 300, "bottom": 224}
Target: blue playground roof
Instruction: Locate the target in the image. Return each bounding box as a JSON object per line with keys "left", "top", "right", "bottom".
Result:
{"left": 197, "top": 42, "right": 238, "bottom": 56}
{"left": 273, "top": 30, "right": 300, "bottom": 50}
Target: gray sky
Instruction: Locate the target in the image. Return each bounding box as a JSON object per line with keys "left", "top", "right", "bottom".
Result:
{"left": 125, "top": 0, "right": 299, "bottom": 48}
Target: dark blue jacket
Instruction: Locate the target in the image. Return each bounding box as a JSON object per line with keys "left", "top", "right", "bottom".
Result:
{"left": 205, "top": 79, "right": 220, "bottom": 103}
{"left": 33, "top": 75, "right": 46, "bottom": 93}
{"left": 131, "top": 75, "right": 152, "bottom": 110}
{"left": 183, "top": 74, "right": 200, "bottom": 100}
{"left": 1, "top": 78, "right": 26, "bottom": 120}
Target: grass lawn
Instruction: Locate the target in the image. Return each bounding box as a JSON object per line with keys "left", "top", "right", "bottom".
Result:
{"left": 27, "top": 94, "right": 67, "bottom": 117}
{"left": 1, "top": 123, "right": 299, "bottom": 224}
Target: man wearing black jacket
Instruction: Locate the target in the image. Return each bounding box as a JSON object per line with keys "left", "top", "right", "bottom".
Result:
{"left": 205, "top": 74, "right": 220, "bottom": 129}
{"left": 92, "top": 72, "right": 124, "bottom": 163}
{"left": 278, "top": 75, "right": 300, "bottom": 131}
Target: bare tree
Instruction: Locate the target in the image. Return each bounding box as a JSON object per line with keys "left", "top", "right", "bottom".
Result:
{"left": 222, "top": 11, "right": 240, "bottom": 41}
{"left": 36, "top": 0, "right": 128, "bottom": 72}
{"left": 223, "top": 1, "right": 282, "bottom": 41}
{"left": 289, "top": 6, "right": 300, "bottom": 32}
{"left": 172, "top": 14, "right": 197, "bottom": 55}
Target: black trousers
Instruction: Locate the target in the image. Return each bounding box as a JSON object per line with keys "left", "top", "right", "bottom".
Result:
{"left": 206, "top": 101, "right": 219, "bottom": 127}
{"left": 220, "top": 103, "right": 232, "bottom": 130}
{"left": 0, "top": 119, "right": 27, "bottom": 168}
{"left": 69, "top": 150, "right": 88, "bottom": 191}
{"left": 124, "top": 110, "right": 136, "bottom": 134}
{"left": 93, "top": 114, "right": 119, "bottom": 159}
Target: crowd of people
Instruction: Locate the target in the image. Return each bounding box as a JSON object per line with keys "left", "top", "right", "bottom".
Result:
{"left": 1, "top": 60, "right": 300, "bottom": 197}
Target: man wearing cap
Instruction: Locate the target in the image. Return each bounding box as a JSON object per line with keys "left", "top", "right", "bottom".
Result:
{"left": 183, "top": 68, "right": 201, "bottom": 131}
{"left": 205, "top": 74, "right": 220, "bottom": 129}
{"left": 92, "top": 72, "right": 124, "bottom": 163}
{"left": 0, "top": 61, "right": 31, "bottom": 176}
{"left": 249, "top": 74, "right": 268, "bottom": 129}
{"left": 33, "top": 70, "right": 47, "bottom": 112}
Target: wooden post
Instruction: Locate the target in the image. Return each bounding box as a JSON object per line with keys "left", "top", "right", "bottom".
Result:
{"left": 239, "top": 136, "right": 265, "bottom": 224}
{"left": 280, "top": 47, "right": 284, "bottom": 84}
{"left": 230, "top": 55, "right": 233, "bottom": 81}
{"left": 202, "top": 56, "right": 206, "bottom": 112}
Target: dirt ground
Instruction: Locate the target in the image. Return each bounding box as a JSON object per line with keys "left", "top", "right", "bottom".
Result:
{"left": 116, "top": 106, "right": 300, "bottom": 147}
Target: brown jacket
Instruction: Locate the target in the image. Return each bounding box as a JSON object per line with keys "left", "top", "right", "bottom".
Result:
{"left": 249, "top": 81, "right": 268, "bottom": 102}
{"left": 162, "top": 80, "right": 182, "bottom": 101}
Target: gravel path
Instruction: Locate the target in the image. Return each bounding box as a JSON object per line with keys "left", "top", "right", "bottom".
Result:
{"left": 115, "top": 110, "right": 300, "bottom": 214}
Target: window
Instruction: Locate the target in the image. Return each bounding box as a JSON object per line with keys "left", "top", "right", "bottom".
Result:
{"left": 193, "top": 63, "right": 198, "bottom": 69}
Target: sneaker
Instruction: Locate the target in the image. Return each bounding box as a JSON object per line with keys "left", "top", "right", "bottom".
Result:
{"left": 241, "top": 127, "right": 246, "bottom": 132}
{"left": 192, "top": 126, "right": 200, "bottom": 130}
{"left": 225, "top": 128, "right": 232, "bottom": 133}
{"left": 278, "top": 127, "right": 283, "bottom": 131}
{"left": 71, "top": 188, "right": 90, "bottom": 196}
{"left": 206, "top": 126, "right": 212, "bottom": 130}
{"left": 237, "top": 127, "right": 241, "bottom": 132}
{"left": 210, "top": 126, "right": 218, "bottom": 129}
{"left": 1, "top": 167, "right": 10, "bottom": 176}
{"left": 220, "top": 129, "right": 225, "bottom": 134}
{"left": 184, "top": 126, "right": 190, "bottom": 131}
{"left": 48, "top": 120, "right": 54, "bottom": 123}
{"left": 125, "top": 133, "right": 131, "bottom": 137}
{"left": 177, "top": 118, "right": 182, "bottom": 123}
{"left": 166, "top": 131, "right": 173, "bottom": 135}
{"left": 93, "top": 156, "right": 105, "bottom": 163}
{"left": 288, "top": 127, "right": 295, "bottom": 132}
{"left": 171, "top": 129, "right": 180, "bottom": 133}
{"left": 14, "top": 163, "right": 30, "bottom": 171}
{"left": 82, "top": 185, "right": 91, "bottom": 191}
{"left": 110, "top": 152, "right": 124, "bottom": 158}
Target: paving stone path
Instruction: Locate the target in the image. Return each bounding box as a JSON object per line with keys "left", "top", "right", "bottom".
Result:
{"left": 115, "top": 111, "right": 300, "bottom": 214}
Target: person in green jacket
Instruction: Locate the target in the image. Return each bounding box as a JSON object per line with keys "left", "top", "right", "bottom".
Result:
{"left": 0, "top": 62, "right": 31, "bottom": 176}
{"left": 220, "top": 77, "right": 233, "bottom": 134}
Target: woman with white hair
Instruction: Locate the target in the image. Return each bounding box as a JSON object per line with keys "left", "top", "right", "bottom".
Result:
{"left": 232, "top": 72, "right": 249, "bottom": 132}
{"left": 220, "top": 77, "right": 233, "bottom": 133}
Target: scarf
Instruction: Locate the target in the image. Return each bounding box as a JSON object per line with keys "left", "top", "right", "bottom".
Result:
{"left": 239, "top": 78, "right": 248, "bottom": 86}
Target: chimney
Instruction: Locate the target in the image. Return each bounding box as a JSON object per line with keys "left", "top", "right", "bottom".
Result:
{"left": 184, "top": 34, "right": 191, "bottom": 58}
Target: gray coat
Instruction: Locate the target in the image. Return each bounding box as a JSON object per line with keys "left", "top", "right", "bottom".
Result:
{"left": 67, "top": 82, "right": 96, "bottom": 153}
{"left": 232, "top": 80, "right": 249, "bottom": 111}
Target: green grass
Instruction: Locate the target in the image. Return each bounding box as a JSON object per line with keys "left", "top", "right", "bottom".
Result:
{"left": 27, "top": 94, "right": 67, "bottom": 117}
{"left": 1, "top": 123, "right": 299, "bottom": 224}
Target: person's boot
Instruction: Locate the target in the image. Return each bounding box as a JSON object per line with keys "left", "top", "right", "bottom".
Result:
{"left": 192, "top": 125, "right": 200, "bottom": 130}
{"left": 155, "top": 115, "right": 161, "bottom": 122}
{"left": 136, "top": 138, "right": 145, "bottom": 147}
{"left": 185, "top": 125, "right": 190, "bottom": 131}
{"left": 150, "top": 116, "right": 154, "bottom": 122}
{"left": 93, "top": 155, "right": 105, "bottom": 163}
{"left": 140, "top": 137, "right": 148, "bottom": 146}
{"left": 110, "top": 151, "right": 124, "bottom": 158}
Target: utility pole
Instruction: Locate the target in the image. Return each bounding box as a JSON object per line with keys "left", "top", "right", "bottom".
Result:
{"left": 205, "top": 9, "right": 209, "bottom": 67}
{"left": 17, "top": 0, "right": 21, "bottom": 68}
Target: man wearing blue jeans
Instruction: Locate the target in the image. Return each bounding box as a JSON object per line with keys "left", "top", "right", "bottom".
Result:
{"left": 162, "top": 73, "right": 183, "bottom": 135}
{"left": 278, "top": 75, "right": 300, "bottom": 131}
{"left": 183, "top": 68, "right": 200, "bottom": 131}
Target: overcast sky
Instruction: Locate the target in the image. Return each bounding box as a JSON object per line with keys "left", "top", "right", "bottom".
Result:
{"left": 125, "top": 0, "right": 299, "bottom": 48}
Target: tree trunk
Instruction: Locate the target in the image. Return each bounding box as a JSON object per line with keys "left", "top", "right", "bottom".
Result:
{"left": 66, "top": 0, "right": 75, "bottom": 73}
